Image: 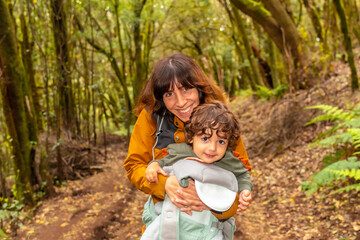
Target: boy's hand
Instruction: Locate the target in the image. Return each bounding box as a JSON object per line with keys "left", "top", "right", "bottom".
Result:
{"left": 145, "top": 162, "right": 168, "bottom": 184}
{"left": 237, "top": 190, "right": 252, "bottom": 212}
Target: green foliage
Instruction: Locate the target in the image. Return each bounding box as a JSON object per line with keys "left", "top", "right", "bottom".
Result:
{"left": 348, "top": 128, "right": 360, "bottom": 155}
{"left": 322, "top": 149, "right": 347, "bottom": 167}
{"left": 326, "top": 167, "right": 360, "bottom": 181}
{"left": 254, "top": 84, "right": 288, "bottom": 101}
{"left": 302, "top": 104, "right": 360, "bottom": 196}
{"left": 305, "top": 105, "right": 356, "bottom": 125}
{"left": 325, "top": 167, "right": 360, "bottom": 194}
{"left": 305, "top": 104, "right": 360, "bottom": 149}
{"left": 302, "top": 157, "right": 360, "bottom": 195}
{"left": 0, "top": 197, "right": 27, "bottom": 233}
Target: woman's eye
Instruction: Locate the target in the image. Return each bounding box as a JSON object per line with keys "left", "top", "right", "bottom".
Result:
{"left": 183, "top": 87, "right": 193, "bottom": 92}
{"left": 164, "top": 92, "right": 173, "bottom": 98}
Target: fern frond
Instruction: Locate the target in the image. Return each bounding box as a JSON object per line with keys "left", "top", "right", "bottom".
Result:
{"left": 315, "top": 132, "right": 353, "bottom": 148}
{"left": 343, "top": 117, "right": 360, "bottom": 128}
{"left": 305, "top": 105, "right": 355, "bottom": 126}
{"left": 325, "top": 168, "right": 360, "bottom": 180}
{"left": 329, "top": 183, "right": 360, "bottom": 195}
{"left": 302, "top": 157, "right": 360, "bottom": 195}
{"left": 303, "top": 104, "right": 360, "bottom": 196}
{"left": 306, "top": 115, "right": 338, "bottom": 126}
{"left": 311, "top": 126, "right": 340, "bottom": 146}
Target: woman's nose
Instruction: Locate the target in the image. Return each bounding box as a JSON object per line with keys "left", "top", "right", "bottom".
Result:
{"left": 176, "top": 92, "right": 186, "bottom": 107}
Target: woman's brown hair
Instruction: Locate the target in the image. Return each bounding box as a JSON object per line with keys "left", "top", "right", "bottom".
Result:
{"left": 185, "top": 101, "right": 240, "bottom": 150}
{"left": 135, "top": 53, "right": 225, "bottom": 117}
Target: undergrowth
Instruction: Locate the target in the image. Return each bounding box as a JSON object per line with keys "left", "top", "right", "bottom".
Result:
{"left": 302, "top": 104, "right": 360, "bottom": 196}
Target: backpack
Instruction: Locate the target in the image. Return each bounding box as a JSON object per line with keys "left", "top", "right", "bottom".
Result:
{"left": 141, "top": 195, "right": 235, "bottom": 240}
{"left": 141, "top": 159, "right": 239, "bottom": 240}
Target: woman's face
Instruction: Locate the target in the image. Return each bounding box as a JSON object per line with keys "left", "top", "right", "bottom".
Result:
{"left": 163, "top": 80, "right": 200, "bottom": 122}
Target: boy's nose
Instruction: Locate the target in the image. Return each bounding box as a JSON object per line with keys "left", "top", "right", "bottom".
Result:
{"left": 208, "top": 142, "right": 217, "bottom": 152}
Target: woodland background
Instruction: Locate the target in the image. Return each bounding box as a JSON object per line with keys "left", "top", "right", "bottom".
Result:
{"left": 0, "top": 0, "right": 360, "bottom": 239}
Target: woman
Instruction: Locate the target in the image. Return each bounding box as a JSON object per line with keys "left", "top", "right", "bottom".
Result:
{"left": 124, "top": 53, "right": 251, "bottom": 221}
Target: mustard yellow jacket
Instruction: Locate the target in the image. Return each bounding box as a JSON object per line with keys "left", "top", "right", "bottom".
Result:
{"left": 124, "top": 108, "right": 251, "bottom": 219}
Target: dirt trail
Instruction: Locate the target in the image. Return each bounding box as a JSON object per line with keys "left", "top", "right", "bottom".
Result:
{"left": 13, "top": 144, "right": 147, "bottom": 240}
{"left": 11, "top": 62, "right": 360, "bottom": 239}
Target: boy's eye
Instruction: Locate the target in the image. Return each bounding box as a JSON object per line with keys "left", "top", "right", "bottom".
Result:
{"left": 201, "top": 137, "right": 209, "bottom": 142}
{"left": 218, "top": 140, "right": 227, "bottom": 145}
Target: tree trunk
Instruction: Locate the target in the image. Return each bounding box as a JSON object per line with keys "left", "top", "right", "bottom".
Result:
{"left": 303, "top": 0, "right": 323, "bottom": 42}
{"left": 114, "top": 0, "right": 132, "bottom": 139}
{"left": 0, "top": 0, "right": 34, "bottom": 205}
{"left": 220, "top": 0, "right": 253, "bottom": 90}
{"left": 333, "top": 0, "right": 359, "bottom": 91}
{"left": 351, "top": 1, "right": 360, "bottom": 46}
{"left": 51, "top": 0, "right": 75, "bottom": 134}
{"left": 262, "top": 0, "right": 308, "bottom": 68}
{"left": 232, "top": 6, "right": 265, "bottom": 88}
{"left": 20, "top": 14, "right": 43, "bottom": 131}
{"left": 233, "top": 39, "right": 253, "bottom": 90}
{"left": 132, "top": 0, "right": 147, "bottom": 104}
{"left": 267, "top": 36, "right": 281, "bottom": 88}
{"left": 79, "top": 39, "right": 91, "bottom": 140}
{"left": 19, "top": 13, "right": 41, "bottom": 188}
{"left": 230, "top": 0, "right": 310, "bottom": 88}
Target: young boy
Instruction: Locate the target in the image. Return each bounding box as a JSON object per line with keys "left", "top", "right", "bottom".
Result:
{"left": 142, "top": 101, "right": 252, "bottom": 240}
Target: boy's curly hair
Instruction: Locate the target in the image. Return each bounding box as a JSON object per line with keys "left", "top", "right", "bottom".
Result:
{"left": 185, "top": 101, "right": 241, "bottom": 150}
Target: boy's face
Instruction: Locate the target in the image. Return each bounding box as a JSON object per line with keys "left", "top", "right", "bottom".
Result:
{"left": 190, "top": 129, "right": 228, "bottom": 164}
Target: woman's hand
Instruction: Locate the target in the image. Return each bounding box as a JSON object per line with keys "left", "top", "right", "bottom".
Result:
{"left": 145, "top": 162, "right": 168, "bottom": 184}
{"left": 165, "top": 176, "right": 209, "bottom": 215}
{"left": 237, "top": 190, "right": 252, "bottom": 212}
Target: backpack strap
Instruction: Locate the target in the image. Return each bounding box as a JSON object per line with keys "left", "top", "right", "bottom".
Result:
{"left": 211, "top": 218, "right": 235, "bottom": 240}
{"left": 159, "top": 195, "right": 179, "bottom": 239}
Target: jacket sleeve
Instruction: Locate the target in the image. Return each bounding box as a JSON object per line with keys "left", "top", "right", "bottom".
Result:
{"left": 211, "top": 193, "right": 239, "bottom": 220}
{"left": 123, "top": 109, "right": 168, "bottom": 200}
{"left": 233, "top": 136, "right": 252, "bottom": 173}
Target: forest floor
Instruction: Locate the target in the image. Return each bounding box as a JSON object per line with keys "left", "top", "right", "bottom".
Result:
{"left": 9, "top": 61, "right": 360, "bottom": 240}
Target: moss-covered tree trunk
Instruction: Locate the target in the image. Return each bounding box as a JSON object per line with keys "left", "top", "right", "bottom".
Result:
{"left": 19, "top": 13, "right": 40, "bottom": 187}
{"left": 351, "top": 1, "right": 360, "bottom": 45}
{"left": 51, "top": 0, "right": 74, "bottom": 182}
{"left": 267, "top": 36, "right": 281, "bottom": 88}
{"left": 0, "top": 0, "right": 34, "bottom": 205}
{"left": 20, "top": 13, "right": 43, "bottom": 132}
{"left": 262, "top": 0, "right": 308, "bottom": 70}
{"left": 232, "top": 6, "right": 265, "bottom": 88}
{"left": 132, "top": 0, "right": 147, "bottom": 104}
{"left": 230, "top": 0, "right": 309, "bottom": 88}
{"left": 114, "top": 0, "right": 132, "bottom": 139}
{"left": 303, "top": 0, "right": 323, "bottom": 42}
{"left": 333, "top": 0, "right": 359, "bottom": 91}
{"left": 51, "top": 0, "right": 76, "bottom": 134}
{"left": 221, "top": 0, "right": 253, "bottom": 90}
